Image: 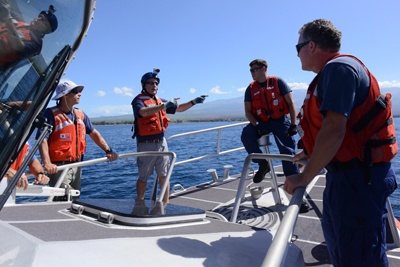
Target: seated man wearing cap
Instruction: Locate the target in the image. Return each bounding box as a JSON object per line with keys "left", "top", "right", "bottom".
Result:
{"left": 0, "top": 3, "right": 58, "bottom": 69}
{"left": 36, "top": 80, "right": 118, "bottom": 200}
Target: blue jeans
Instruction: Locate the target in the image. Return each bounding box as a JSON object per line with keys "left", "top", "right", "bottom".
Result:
{"left": 322, "top": 163, "right": 397, "bottom": 267}
{"left": 240, "top": 116, "right": 299, "bottom": 176}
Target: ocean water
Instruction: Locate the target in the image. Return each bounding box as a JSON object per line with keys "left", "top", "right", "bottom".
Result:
{"left": 25, "top": 119, "right": 400, "bottom": 217}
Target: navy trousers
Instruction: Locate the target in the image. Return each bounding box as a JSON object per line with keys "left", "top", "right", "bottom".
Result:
{"left": 240, "top": 116, "right": 299, "bottom": 176}
{"left": 322, "top": 163, "right": 397, "bottom": 267}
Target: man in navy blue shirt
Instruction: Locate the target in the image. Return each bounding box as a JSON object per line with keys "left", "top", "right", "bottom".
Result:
{"left": 131, "top": 69, "right": 206, "bottom": 204}
{"left": 241, "top": 59, "right": 299, "bottom": 183}
{"left": 285, "top": 19, "right": 397, "bottom": 266}
{"left": 36, "top": 80, "right": 118, "bottom": 196}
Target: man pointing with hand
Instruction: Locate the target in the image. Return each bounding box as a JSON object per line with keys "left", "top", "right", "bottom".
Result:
{"left": 131, "top": 69, "right": 206, "bottom": 204}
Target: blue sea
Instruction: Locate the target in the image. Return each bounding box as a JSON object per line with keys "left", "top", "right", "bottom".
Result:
{"left": 25, "top": 119, "right": 400, "bottom": 217}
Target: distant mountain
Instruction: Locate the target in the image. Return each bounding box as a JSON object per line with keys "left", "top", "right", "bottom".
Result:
{"left": 91, "top": 87, "right": 400, "bottom": 123}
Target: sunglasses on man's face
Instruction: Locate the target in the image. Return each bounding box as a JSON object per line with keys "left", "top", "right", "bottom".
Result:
{"left": 296, "top": 40, "right": 311, "bottom": 54}
{"left": 250, "top": 67, "right": 262, "bottom": 73}
{"left": 146, "top": 81, "right": 159, "bottom": 86}
{"left": 69, "top": 88, "right": 83, "bottom": 94}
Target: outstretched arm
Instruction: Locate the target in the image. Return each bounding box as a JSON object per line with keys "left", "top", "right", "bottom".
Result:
{"left": 176, "top": 95, "right": 207, "bottom": 112}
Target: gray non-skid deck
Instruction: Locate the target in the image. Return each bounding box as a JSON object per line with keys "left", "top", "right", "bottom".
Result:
{"left": 169, "top": 171, "right": 400, "bottom": 266}
{"left": 1, "top": 170, "right": 400, "bottom": 266}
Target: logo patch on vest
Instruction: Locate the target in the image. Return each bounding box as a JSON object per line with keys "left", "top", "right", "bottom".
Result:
{"left": 60, "top": 133, "right": 71, "bottom": 141}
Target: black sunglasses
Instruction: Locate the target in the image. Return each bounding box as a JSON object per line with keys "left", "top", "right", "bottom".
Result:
{"left": 146, "top": 81, "right": 159, "bottom": 85}
{"left": 69, "top": 88, "right": 83, "bottom": 94}
{"left": 296, "top": 40, "right": 311, "bottom": 54}
{"left": 250, "top": 67, "right": 262, "bottom": 73}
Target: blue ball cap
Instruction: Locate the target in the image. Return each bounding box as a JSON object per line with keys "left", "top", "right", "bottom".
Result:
{"left": 40, "top": 5, "right": 58, "bottom": 32}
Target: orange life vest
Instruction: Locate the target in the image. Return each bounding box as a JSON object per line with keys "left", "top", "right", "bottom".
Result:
{"left": 0, "top": 20, "right": 42, "bottom": 67}
{"left": 298, "top": 55, "right": 397, "bottom": 165}
{"left": 9, "top": 143, "right": 30, "bottom": 171}
{"left": 48, "top": 107, "right": 86, "bottom": 162}
{"left": 250, "top": 76, "right": 289, "bottom": 122}
{"left": 134, "top": 94, "right": 170, "bottom": 137}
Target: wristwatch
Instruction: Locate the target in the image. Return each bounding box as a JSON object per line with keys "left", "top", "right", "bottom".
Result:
{"left": 105, "top": 147, "right": 113, "bottom": 154}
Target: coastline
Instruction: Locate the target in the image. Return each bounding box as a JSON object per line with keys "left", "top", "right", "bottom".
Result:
{"left": 91, "top": 115, "right": 400, "bottom": 126}
{"left": 91, "top": 117, "right": 248, "bottom": 125}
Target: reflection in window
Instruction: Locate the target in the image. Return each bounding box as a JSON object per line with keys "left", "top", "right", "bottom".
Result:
{"left": 0, "top": 0, "right": 85, "bottom": 146}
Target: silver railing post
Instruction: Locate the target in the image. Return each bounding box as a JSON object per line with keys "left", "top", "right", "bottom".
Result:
{"left": 386, "top": 198, "right": 400, "bottom": 248}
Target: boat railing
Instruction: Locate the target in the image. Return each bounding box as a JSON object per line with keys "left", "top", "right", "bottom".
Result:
{"left": 46, "top": 151, "right": 176, "bottom": 202}
{"left": 230, "top": 153, "right": 305, "bottom": 223}
{"left": 166, "top": 121, "right": 248, "bottom": 166}
{"left": 262, "top": 187, "right": 305, "bottom": 267}
{"left": 230, "top": 153, "right": 308, "bottom": 267}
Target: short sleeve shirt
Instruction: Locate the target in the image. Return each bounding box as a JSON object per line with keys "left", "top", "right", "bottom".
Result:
{"left": 244, "top": 76, "right": 292, "bottom": 102}
{"left": 317, "top": 56, "right": 370, "bottom": 118}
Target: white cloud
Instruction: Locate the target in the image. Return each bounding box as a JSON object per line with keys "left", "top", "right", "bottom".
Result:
{"left": 113, "top": 86, "right": 134, "bottom": 96}
{"left": 379, "top": 80, "right": 400, "bottom": 88}
{"left": 96, "top": 90, "right": 106, "bottom": 97}
{"left": 288, "top": 82, "right": 309, "bottom": 90}
{"left": 237, "top": 87, "right": 246, "bottom": 92}
{"left": 189, "top": 88, "right": 196, "bottom": 94}
{"left": 210, "top": 86, "right": 231, "bottom": 95}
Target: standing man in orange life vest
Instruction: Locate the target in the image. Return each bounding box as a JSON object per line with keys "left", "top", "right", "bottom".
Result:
{"left": 0, "top": 2, "right": 58, "bottom": 69}
{"left": 131, "top": 69, "right": 207, "bottom": 204}
{"left": 241, "top": 59, "right": 299, "bottom": 183}
{"left": 36, "top": 80, "right": 118, "bottom": 196}
{"left": 284, "top": 19, "right": 397, "bottom": 266}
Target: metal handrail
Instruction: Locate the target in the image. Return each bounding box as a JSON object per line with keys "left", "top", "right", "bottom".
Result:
{"left": 167, "top": 122, "right": 248, "bottom": 166}
{"left": 261, "top": 186, "right": 305, "bottom": 267}
{"left": 386, "top": 198, "right": 400, "bottom": 248}
{"left": 47, "top": 151, "right": 176, "bottom": 202}
{"left": 230, "top": 153, "right": 308, "bottom": 267}
{"left": 230, "top": 154, "right": 305, "bottom": 222}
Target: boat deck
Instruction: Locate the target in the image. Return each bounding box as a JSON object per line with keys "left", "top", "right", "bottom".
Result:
{"left": 169, "top": 168, "right": 400, "bottom": 266}
{"left": 1, "top": 166, "right": 400, "bottom": 266}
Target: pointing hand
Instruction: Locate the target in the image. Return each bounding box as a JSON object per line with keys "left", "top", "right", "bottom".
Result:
{"left": 192, "top": 95, "right": 208, "bottom": 105}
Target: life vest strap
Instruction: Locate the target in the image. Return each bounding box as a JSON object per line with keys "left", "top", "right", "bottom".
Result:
{"left": 352, "top": 94, "right": 387, "bottom": 133}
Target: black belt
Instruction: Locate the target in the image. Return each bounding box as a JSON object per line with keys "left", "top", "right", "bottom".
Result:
{"left": 325, "top": 159, "right": 386, "bottom": 173}
{"left": 138, "top": 138, "right": 163, "bottom": 143}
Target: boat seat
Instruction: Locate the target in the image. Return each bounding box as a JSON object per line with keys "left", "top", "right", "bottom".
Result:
{"left": 257, "top": 133, "right": 272, "bottom": 154}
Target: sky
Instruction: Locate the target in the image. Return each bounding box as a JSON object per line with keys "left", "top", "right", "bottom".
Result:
{"left": 61, "top": 0, "right": 400, "bottom": 118}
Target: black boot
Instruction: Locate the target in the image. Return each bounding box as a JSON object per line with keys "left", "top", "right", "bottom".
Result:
{"left": 253, "top": 161, "right": 271, "bottom": 183}
{"left": 300, "top": 199, "right": 310, "bottom": 213}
